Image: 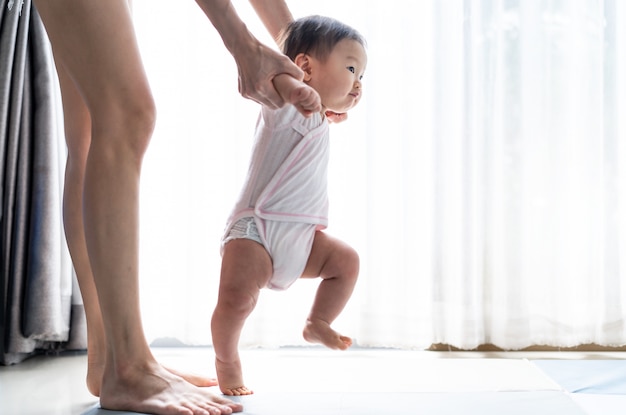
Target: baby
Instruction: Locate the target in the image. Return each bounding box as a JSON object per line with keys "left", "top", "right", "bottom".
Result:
{"left": 211, "top": 15, "right": 367, "bottom": 396}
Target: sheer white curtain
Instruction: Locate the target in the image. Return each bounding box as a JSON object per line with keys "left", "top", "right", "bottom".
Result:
{"left": 133, "top": 0, "right": 626, "bottom": 350}
{"left": 427, "top": 0, "right": 626, "bottom": 349}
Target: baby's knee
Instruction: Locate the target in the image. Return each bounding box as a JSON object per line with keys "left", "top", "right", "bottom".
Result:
{"left": 338, "top": 245, "right": 360, "bottom": 281}
{"left": 217, "top": 287, "right": 258, "bottom": 319}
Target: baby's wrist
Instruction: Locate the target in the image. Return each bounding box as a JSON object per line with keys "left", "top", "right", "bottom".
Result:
{"left": 272, "top": 73, "right": 298, "bottom": 103}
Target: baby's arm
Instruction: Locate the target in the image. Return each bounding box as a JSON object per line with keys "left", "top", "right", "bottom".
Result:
{"left": 273, "top": 74, "right": 322, "bottom": 117}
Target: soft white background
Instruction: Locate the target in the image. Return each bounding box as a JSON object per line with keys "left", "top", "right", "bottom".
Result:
{"left": 132, "top": 0, "right": 626, "bottom": 350}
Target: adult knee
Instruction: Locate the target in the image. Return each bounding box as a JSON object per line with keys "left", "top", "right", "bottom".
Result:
{"left": 115, "top": 97, "right": 156, "bottom": 159}
{"left": 90, "top": 93, "right": 157, "bottom": 162}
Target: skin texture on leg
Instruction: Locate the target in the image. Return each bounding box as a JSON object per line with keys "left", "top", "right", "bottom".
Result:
{"left": 54, "top": 57, "right": 219, "bottom": 398}
{"left": 212, "top": 231, "right": 358, "bottom": 396}
{"left": 301, "top": 232, "right": 359, "bottom": 350}
{"left": 35, "top": 1, "right": 240, "bottom": 414}
{"left": 212, "top": 239, "right": 273, "bottom": 396}
{"left": 53, "top": 62, "right": 105, "bottom": 397}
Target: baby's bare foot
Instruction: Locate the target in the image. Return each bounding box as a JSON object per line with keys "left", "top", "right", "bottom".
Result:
{"left": 215, "top": 357, "right": 254, "bottom": 396}
{"left": 99, "top": 360, "right": 242, "bottom": 415}
{"left": 303, "top": 318, "right": 352, "bottom": 350}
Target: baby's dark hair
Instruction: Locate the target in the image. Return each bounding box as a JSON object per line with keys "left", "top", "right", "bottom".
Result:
{"left": 279, "top": 15, "right": 366, "bottom": 62}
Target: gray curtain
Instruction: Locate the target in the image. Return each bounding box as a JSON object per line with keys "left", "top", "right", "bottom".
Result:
{"left": 1, "top": 0, "right": 85, "bottom": 365}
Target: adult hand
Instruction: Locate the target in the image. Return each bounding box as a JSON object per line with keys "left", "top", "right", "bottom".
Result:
{"left": 235, "top": 40, "right": 305, "bottom": 110}
{"left": 195, "top": 0, "right": 303, "bottom": 110}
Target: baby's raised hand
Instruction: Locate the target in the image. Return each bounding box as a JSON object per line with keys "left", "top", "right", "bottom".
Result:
{"left": 273, "top": 73, "right": 322, "bottom": 117}
{"left": 325, "top": 111, "right": 348, "bottom": 123}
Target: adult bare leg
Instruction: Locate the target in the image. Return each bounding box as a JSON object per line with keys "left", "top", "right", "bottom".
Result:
{"left": 35, "top": 1, "right": 239, "bottom": 413}
{"left": 301, "top": 232, "right": 359, "bottom": 350}
{"left": 54, "top": 62, "right": 218, "bottom": 397}
{"left": 53, "top": 64, "right": 105, "bottom": 397}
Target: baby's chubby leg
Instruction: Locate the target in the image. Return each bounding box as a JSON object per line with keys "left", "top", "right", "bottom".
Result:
{"left": 211, "top": 239, "right": 273, "bottom": 396}
{"left": 272, "top": 73, "right": 322, "bottom": 117}
{"left": 300, "top": 232, "right": 359, "bottom": 350}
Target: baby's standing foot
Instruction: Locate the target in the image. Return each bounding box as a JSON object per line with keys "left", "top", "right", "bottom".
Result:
{"left": 215, "top": 357, "right": 253, "bottom": 396}
{"left": 303, "top": 318, "right": 352, "bottom": 350}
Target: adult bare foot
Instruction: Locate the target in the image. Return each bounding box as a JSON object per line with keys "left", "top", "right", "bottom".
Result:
{"left": 86, "top": 360, "right": 218, "bottom": 397}
{"left": 165, "top": 366, "right": 219, "bottom": 388}
{"left": 303, "top": 318, "right": 352, "bottom": 350}
{"left": 86, "top": 352, "right": 104, "bottom": 396}
{"left": 215, "top": 357, "right": 254, "bottom": 396}
{"left": 99, "top": 360, "right": 242, "bottom": 415}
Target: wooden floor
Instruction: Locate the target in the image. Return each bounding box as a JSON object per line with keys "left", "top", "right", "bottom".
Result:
{"left": 1, "top": 347, "right": 625, "bottom": 415}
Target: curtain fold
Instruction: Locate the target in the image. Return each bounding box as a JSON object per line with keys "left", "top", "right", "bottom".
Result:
{"left": 0, "top": 0, "right": 82, "bottom": 365}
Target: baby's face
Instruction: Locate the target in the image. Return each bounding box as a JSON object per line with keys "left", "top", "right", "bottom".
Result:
{"left": 308, "top": 39, "right": 367, "bottom": 114}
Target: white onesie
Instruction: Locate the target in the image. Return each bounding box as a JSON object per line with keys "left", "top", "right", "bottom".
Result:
{"left": 221, "top": 104, "right": 330, "bottom": 290}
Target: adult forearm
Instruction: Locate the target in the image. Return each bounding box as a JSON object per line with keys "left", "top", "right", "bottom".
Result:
{"left": 248, "top": 0, "right": 293, "bottom": 43}
{"left": 195, "top": 0, "right": 306, "bottom": 110}
{"left": 195, "top": 0, "right": 254, "bottom": 56}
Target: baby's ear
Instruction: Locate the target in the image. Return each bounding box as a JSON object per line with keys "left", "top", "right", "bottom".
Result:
{"left": 294, "top": 53, "right": 313, "bottom": 81}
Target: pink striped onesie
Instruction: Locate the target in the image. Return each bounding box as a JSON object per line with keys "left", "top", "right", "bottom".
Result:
{"left": 221, "top": 104, "right": 330, "bottom": 290}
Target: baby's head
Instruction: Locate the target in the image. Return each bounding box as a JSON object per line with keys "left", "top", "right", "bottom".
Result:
{"left": 279, "top": 15, "right": 367, "bottom": 114}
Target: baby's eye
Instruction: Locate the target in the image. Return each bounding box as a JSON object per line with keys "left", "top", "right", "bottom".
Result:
{"left": 347, "top": 66, "right": 356, "bottom": 73}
